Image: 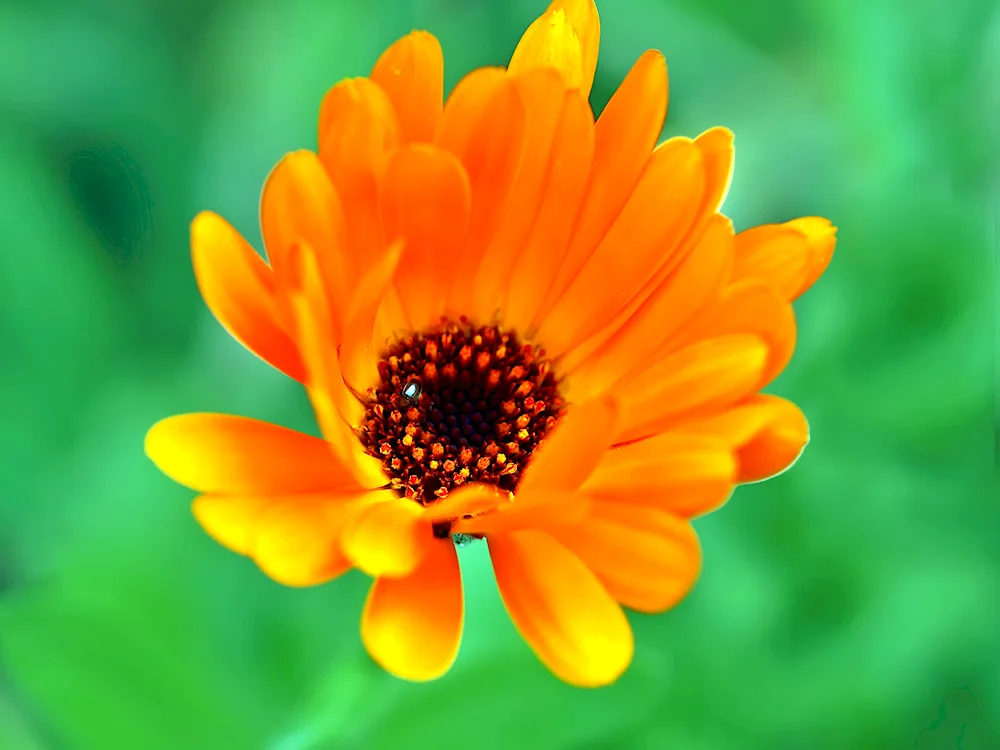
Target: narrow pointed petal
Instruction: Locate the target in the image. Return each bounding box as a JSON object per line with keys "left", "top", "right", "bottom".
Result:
{"left": 489, "top": 530, "right": 633, "bottom": 687}
{"left": 362, "top": 539, "right": 463, "bottom": 681}
{"left": 785, "top": 217, "right": 837, "bottom": 299}
{"left": 370, "top": 31, "right": 444, "bottom": 144}
{"left": 694, "top": 126, "right": 735, "bottom": 213}
{"left": 545, "top": 0, "right": 600, "bottom": 98}
{"left": 548, "top": 502, "right": 701, "bottom": 613}
{"left": 145, "top": 414, "right": 358, "bottom": 494}
{"left": 190, "top": 212, "right": 305, "bottom": 382}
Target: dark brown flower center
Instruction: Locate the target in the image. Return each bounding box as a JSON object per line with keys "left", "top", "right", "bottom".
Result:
{"left": 358, "top": 318, "right": 564, "bottom": 531}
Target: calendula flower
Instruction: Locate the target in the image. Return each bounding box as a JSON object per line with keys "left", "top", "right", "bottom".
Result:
{"left": 146, "top": 0, "right": 835, "bottom": 687}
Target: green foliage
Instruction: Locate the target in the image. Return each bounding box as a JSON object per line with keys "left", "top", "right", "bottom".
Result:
{"left": 0, "top": 0, "right": 995, "bottom": 748}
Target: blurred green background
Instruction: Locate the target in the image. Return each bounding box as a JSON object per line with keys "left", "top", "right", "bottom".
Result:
{"left": 0, "top": 0, "right": 996, "bottom": 747}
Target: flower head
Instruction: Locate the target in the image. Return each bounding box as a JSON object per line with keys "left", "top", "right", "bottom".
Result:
{"left": 146, "top": 0, "right": 835, "bottom": 687}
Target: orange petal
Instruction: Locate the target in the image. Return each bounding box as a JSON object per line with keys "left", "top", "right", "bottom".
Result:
{"left": 250, "top": 492, "right": 385, "bottom": 587}
{"left": 191, "top": 494, "right": 269, "bottom": 555}
{"left": 517, "top": 396, "right": 617, "bottom": 496}
{"left": 145, "top": 414, "right": 358, "bottom": 494}
{"left": 503, "top": 89, "right": 594, "bottom": 333}
{"left": 317, "top": 77, "right": 400, "bottom": 275}
{"left": 668, "top": 279, "right": 797, "bottom": 388}
{"left": 612, "top": 336, "right": 769, "bottom": 444}
{"left": 581, "top": 432, "right": 736, "bottom": 517}
{"left": 452, "top": 489, "right": 588, "bottom": 536}
{"left": 536, "top": 136, "right": 706, "bottom": 358}
{"left": 509, "top": 8, "right": 585, "bottom": 93}
{"left": 535, "top": 50, "right": 667, "bottom": 329}
{"left": 423, "top": 482, "right": 509, "bottom": 524}
{"left": 694, "top": 126, "right": 735, "bottom": 213}
{"left": 285, "top": 244, "right": 388, "bottom": 488}
{"left": 341, "top": 498, "right": 429, "bottom": 578}
{"left": 564, "top": 214, "right": 733, "bottom": 400}
{"left": 190, "top": 212, "right": 305, "bottom": 383}
{"left": 339, "top": 241, "right": 403, "bottom": 395}
{"left": 370, "top": 31, "right": 444, "bottom": 144}
{"left": 489, "top": 529, "right": 633, "bottom": 687}
{"left": 545, "top": 0, "right": 601, "bottom": 98}
{"left": 362, "top": 538, "right": 463, "bottom": 681}
{"left": 733, "top": 395, "right": 810, "bottom": 483}
{"left": 731, "top": 224, "right": 812, "bottom": 303}
{"left": 469, "top": 67, "right": 567, "bottom": 323}
{"left": 548, "top": 502, "right": 701, "bottom": 613}
{"left": 437, "top": 75, "right": 527, "bottom": 319}
{"left": 785, "top": 217, "right": 837, "bottom": 299}
{"left": 380, "top": 144, "right": 472, "bottom": 330}
{"left": 260, "top": 152, "right": 353, "bottom": 344}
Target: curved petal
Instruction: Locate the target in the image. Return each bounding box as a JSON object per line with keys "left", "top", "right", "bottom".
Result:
{"left": 380, "top": 144, "right": 472, "bottom": 330}
{"left": 362, "top": 538, "right": 463, "bottom": 681}
{"left": 581, "top": 432, "right": 736, "bottom": 517}
{"left": 340, "top": 498, "right": 429, "bottom": 578}
{"left": 612, "top": 336, "right": 768, "bottom": 444}
{"left": 537, "top": 136, "right": 707, "bottom": 359}
{"left": 667, "top": 278, "right": 797, "bottom": 388}
{"left": 785, "top": 217, "right": 837, "bottom": 299}
{"left": 250, "top": 492, "right": 384, "bottom": 587}
{"left": 563, "top": 214, "right": 733, "bottom": 400}
{"left": 423, "top": 482, "right": 509, "bottom": 524}
{"left": 190, "top": 212, "right": 305, "bottom": 383}
{"left": 284, "top": 243, "right": 387, "bottom": 488}
{"left": 469, "top": 67, "right": 567, "bottom": 323}
{"left": 694, "top": 126, "right": 735, "bottom": 213}
{"left": 452, "top": 489, "right": 587, "bottom": 536}
{"left": 545, "top": 0, "right": 600, "bottom": 98}
{"left": 503, "top": 89, "right": 594, "bottom": 333}
{"left": 732, "top": 395, "right": 810, "bottom": 483}
{"left": 517, "top": 396, "right": 617, "bottom": 496}
{"left": 489, "top": 529, "right": 633, "bottom": 687}
{"left": 548, "top": 502, "right": 701, "bottom": 613}
{"left": 318, "top": 77, "right": 400, "bottom": 275}
{"left": 509, "top": 7, "right": 585, "bottom": 93}
{"left": 437, "top": 75, "right": 527, "bottom": 319}
{"left": 339, "top": 241, "right": 403, "bottom": 395}
{"left": 145, "top": 414, "right": 358, "bottom": 494}
{"left": 370, "top": 31, "right": 444, "bottom": 144}
{"left": 535, "top": 50, "right": 667, "bottom": 330}
{"left": 731, "top": 224, "right": 812, "bottom": 303}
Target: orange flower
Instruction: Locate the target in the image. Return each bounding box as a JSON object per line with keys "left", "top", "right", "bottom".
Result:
{"left": 146, "top": 0, "right": 835, "bottom": 687}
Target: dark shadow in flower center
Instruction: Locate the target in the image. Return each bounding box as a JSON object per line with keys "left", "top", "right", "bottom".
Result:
{"left": 358, "top": 317, "right": 565, "bottom": 536}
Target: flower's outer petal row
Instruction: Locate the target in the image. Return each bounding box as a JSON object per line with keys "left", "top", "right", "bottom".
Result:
{"left": 469, "top": 67, "right": 569, "bottom": 324}
{"left": 503, "top": 88, "right": 594, "bottom": 333}
{"left": 318, "top": 77, "right": 400, "bottom": 277}
{"left": 536, "top": 136, "right": 707, "bottom": 359}
{"left": 379, "top": 144, "right": 472, "bottom": 331}
{"left": 190, "top": 212, "right": 305, "bottom": 382}
{"left": 581, "top": 432, "right": 736, "bottom": 517}
{"left": 555, "top": 126, "right": 735, "bottom": 375}
{"left": 532, "top": 50, "right": 668, "bottom": 332}
{"left": 488, "top": 529, "right": 633, "bottom": 687}
{"left": 547, "top": 501, "right": 702, "bottom": 613}
{"left": 284, "top": 243, "right": 389, "bottom": 487}
{"left": 437, "top": 73, "right": 528, "bottom": 319}
{"left": 362, "top": 538, "right": 464, "bottom": 682}
{"left": 371, "top": 31, "right": 444, "bottom": 145}
{"left": 672, "top": 394, "right": 810, "bottom": 483}
{"left": 733, "top": 218, "right": 837, "bottom": 302}
{"left": 564, "top": 214, "right": 734, "bottom": 402}
{"left": 145, "top": 413, "right": 361, "bottom": 495}
{"left": 341, "top": 497, "right": 429, "bottom": 578}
